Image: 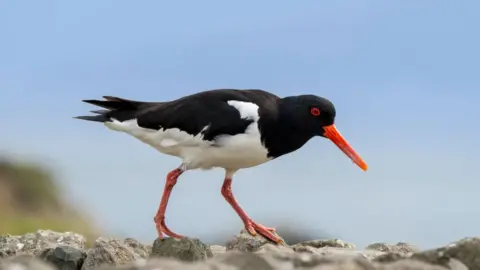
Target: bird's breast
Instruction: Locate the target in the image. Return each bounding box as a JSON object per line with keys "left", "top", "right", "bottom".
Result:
{"left": 183, "top": 122, "right": 272, "bottom": 170}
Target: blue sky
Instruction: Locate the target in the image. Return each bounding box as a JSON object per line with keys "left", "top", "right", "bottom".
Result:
{"left": 1, "top": 1, "right": 479, "bottom": 248}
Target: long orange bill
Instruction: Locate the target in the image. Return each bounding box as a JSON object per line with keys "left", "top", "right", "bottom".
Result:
{"left": 323, "top": 124, "right": 368, "bottom": 171}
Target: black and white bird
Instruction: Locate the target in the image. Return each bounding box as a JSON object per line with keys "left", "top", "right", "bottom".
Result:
{"left": 75, "top": 88, "right": 368, "bottom": 243}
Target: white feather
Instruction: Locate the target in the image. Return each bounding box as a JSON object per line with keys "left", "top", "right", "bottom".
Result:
{"left": 104, "top": 100, "right": 271, "bottom": 171}
{"left": 227, "top": 100, "right": 260, "bottom": 120}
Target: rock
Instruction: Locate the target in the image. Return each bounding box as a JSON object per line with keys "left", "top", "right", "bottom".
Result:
{"left": 96, "top": 252, "right": 456, "bottom": 270}
{"left": 301, "top": 247, "right": 384, "bottom": 261}
{"left": 374, "top": 253, "right": 412, "bottom": 264}
{"left": 291, "top": 239, "right": 383, "bottom": 260}
{"left": 373, "top": 238, "right": 476, "bottom": 270}
{"left": 0, "top": 230, "right": 85, "bottom": 257}
{"left": 294, "top": 239, "right": 356, "bottom": 250}
{"left": 81, "top": 237, "right": 147, "bottom": 270}
{"left": 98, "top": 258, "right": 233, "bottom": 270}
{"left": 367, "top": 242, "right": 419, "bottom": 254}
{"left": 226, "top": 229, "right": 289, "bottom": 253}
{"left": 255, "top": 243, "right": 295, "bottom": 256}
{"left": 38, "top": 245, "right": 86, "bottom": 270}
{"left": 0, "top": 230, "right": 477, "bottom": 270}
{"left": 0, "top": 255, "right": 55, "bottom": 270}
{"left": 209, "top": 245, "right": 227, "bottom": 256}
{"left": 410, "top": 237, "right": 479, "bottom": 270}
{"left": 265, "top": 252, "right": 376, "bottom": 270}
{"left": 444, "top": 259, "right": 469, "bottom": 270}
{"left": 214, "top": 252, "right": 274, "bottom": 270}
{"left": 150, "top": 237, "right": 213, "bottom": 262}
{"left": 0, "top": 237, "right": 22, "bottom": 258}
{"left": 122, "top": 238, "right": 150, "bottom": 259}
{"left": 368, "top": 242, "right": 419, "bottom": 264}
{"left": 377, "top": 259, "right": 451, "bottom": 270}
{"left": 108, "top": 251, "right": 378, "bottom": 270}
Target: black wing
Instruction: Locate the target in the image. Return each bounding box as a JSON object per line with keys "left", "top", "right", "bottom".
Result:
{"left": 76, "top": 89, "right": 280, "bottom": 142}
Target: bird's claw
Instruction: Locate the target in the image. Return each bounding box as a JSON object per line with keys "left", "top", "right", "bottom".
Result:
{"left": 245, "top": 220, "right": 282, "bottom": 244}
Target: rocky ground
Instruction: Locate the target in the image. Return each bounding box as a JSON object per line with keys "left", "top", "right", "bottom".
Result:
{"left": 0, "top": 229, "right": 478, "bottom": 270}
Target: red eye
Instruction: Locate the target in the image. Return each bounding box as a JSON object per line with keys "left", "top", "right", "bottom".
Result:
{"left": 310, "top": 107, "right": 321, "bottom": 116}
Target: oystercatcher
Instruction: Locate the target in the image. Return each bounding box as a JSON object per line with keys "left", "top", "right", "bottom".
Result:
{"left": 75, "top": 89, "right": 367, "bottom": 243}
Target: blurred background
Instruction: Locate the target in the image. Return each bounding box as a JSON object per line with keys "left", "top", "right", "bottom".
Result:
{"left": 1, "top": 1, "right": 479, "bottom": 249}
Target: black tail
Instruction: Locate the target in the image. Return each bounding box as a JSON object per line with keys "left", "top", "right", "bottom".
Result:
{"left": 74, "top": 96, "right": 158, "bottom": 123}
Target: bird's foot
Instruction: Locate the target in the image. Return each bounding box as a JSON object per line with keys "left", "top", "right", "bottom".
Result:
{"left": 245, "top": 220, "right": 283, "bottom": 244}
{"left": 154, "top": 217, "right": 184, "bottom": 239}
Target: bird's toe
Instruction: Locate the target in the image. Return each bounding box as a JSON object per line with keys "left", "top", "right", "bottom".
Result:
{"left": 246, "top": 220, "right": 282, "bottom": 244}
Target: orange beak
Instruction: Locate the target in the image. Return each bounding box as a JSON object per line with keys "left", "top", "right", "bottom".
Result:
{"left": 323, "top": 124, "right": 368, "bottom": 171}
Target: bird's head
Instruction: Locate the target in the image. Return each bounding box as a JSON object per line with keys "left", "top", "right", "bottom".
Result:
{"left": 281, "top": 95, "right": 368, "bottom": 171}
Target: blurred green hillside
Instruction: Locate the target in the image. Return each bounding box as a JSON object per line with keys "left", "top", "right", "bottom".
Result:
{"left": 0, "top": 158, "right": 99, "bottom": 240}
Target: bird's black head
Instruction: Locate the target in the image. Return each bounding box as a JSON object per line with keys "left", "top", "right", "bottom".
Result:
{"left": 281, "top": 95, "right": 337, "bottom": 136}
{"left": 280, "top": 94, "right": 368, "bottom": 171}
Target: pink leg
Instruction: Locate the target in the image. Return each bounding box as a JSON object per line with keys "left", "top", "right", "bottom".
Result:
{"left": 153, "top": 167, "right": 185, "bottom": 239}
{"left": 221, "top": 177, "right": 282, "bottom": 243}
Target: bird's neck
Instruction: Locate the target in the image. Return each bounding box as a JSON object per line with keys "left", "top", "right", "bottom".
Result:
{"left": 261, "top": 97, "right": 315, "bottom": 158}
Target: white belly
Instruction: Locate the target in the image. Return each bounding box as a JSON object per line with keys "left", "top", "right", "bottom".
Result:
{"left": 104, "top": 118, "right": 272, "bottom": 170}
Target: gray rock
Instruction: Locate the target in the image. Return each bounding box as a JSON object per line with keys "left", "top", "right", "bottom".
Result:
{"left": 377, "top": 259, "right": 450, "bottom": 270}
{"left": 94, "top": 252, "right": 460, "bottom": 270}
{"left": 0, "top": 230, "right": 85, "bottom": 257}
{"left": 209, "top": 245, "right": 227, "bottom": 256}
{"left": 103, "top": 251, "right": 377, "bottom": 270}
{"left": 290, "top": 239, "right": 383, "bottom": 261}
{"left": 226, "top": 229, "right": 288, "bottom": 253}
{"left": 0, "top": 230, "right": 477, "bottom": 270}
{"left": 367, "top": 242, "right": 419, "bottom": 254}
{"left": 255, "top": 243, "right": 295, "bottom": 256}
{"left": 445, "top": 259, "right": 469, "bottom": 270}
{"left": 122, "top": 238, "right": 150, "bottom": 259}
{"left": 374, "top": 253, "right": 412, "bottom": 264}
{"left": 214, "top": 252, "right": 274, "bottom": 270}
{"left": 0, "top": 237, "right": 21, "bottom": 258}
{"left": 410, "top": 237, "right": 479, "bottom": 270}
{"left": 373, "top": 238, "right": 476, "bottom": 270}
{"left": 298, "top": 246, "right": 384, "bottom": 261}
{"left": 98, "top": 258, "right": 235, "bottom": 270}
{"left": 0, "top": 255, "right": 55, "bottom": 270}
{"left": 81, "top": 237, "right": 147, "bottom": 270}
{"left": 294, "top": 239, "right": 356, "bottom": 250}
{"left": 38, "top": 245, "right": 86, "bottom": 270}
{"left": 265, "top": 252, "right": 376, "bottom": 270}
{"left": 150, "top": 237, "right": 213, "bottom": 262}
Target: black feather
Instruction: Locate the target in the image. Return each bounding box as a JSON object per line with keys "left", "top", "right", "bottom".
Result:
{"left": 76, "top": 96, "right": 156, "bottom": 123}
{"left": 75, "top": 89, "right": 280, "bottom": 143}
{"left": 73, "top": 115, "right": 109, "bottom": 122}
{"left": 90, "top": 110, "right": 109, "bottom": 114}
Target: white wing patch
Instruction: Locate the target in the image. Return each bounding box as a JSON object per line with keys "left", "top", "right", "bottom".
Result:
{"left": 227, "top": 100, "right": 260, "bottom": 121}
{"left": 103, "top": 100, "right": 271, "bottom": 170}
